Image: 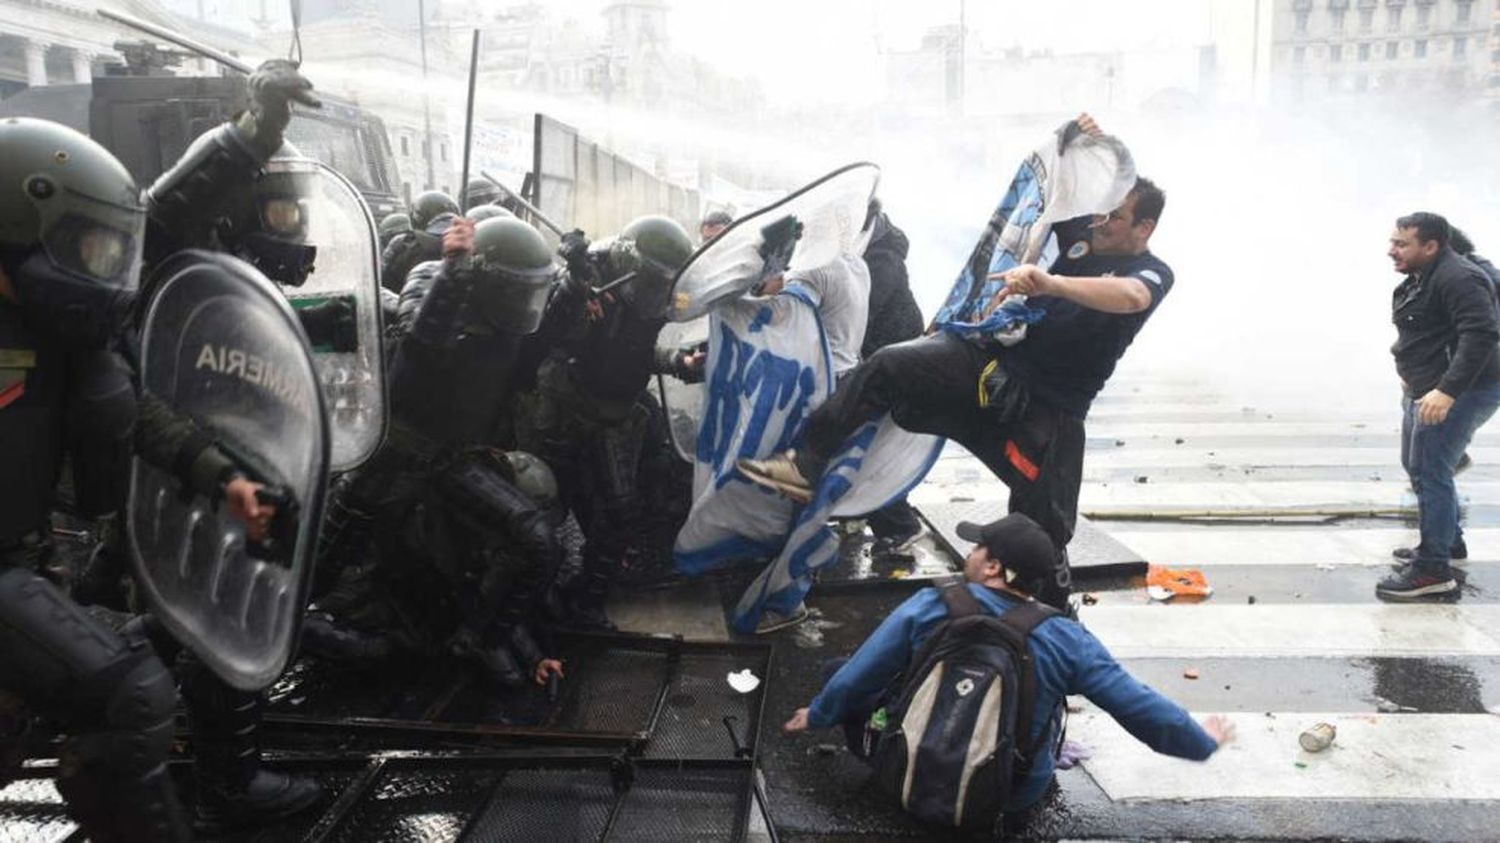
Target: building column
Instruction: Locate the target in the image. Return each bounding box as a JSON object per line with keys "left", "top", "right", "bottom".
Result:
{"left": 72, "top": 48, "right": 93, "bottom": 84}
{"left": 25, "top": 40, "right": 49, "bottom": 87}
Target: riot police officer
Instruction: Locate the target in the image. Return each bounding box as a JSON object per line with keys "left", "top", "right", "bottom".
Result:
{"left": 381, "top": 190, "right": 460, "bottom": 292}
{"left": 379, "top": 211, "right": 413, "bottom": 250}
{"left": 143, "top": 61, "right": 358, "bottom": 354}
{"left": 133, "top": 60, "right": 331, "bottom": 833}
{"left": 464, "top": 177, "right": 502, "bottom": 212}
{"left": 317, "top": 215, "right": 565, "bottom": 687}
{"left": 516, "top": 215, "right": 696, "bottom": 628}
{"left": 0, "top": 117, "right": 280, "bottom": 843}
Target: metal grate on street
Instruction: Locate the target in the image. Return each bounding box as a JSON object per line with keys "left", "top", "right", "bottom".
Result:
{"left": 306, "top": 755, "right": 755, "bottom": 843}
{"left": 642, "top": 647, "right": 772, "bottom": 760}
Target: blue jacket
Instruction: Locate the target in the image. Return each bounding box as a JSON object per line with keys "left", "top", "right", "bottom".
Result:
{"left": 807, "top": 583, "right": 1218, "bottom": 810}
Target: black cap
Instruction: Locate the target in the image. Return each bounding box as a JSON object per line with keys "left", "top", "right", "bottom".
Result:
{"left": 955, "top": 513, "right": 1056, "bottom": 577}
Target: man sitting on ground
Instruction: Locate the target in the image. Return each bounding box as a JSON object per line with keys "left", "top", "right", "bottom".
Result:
{"left": 783, "top": 513, "right": 1234, "bottom": 814}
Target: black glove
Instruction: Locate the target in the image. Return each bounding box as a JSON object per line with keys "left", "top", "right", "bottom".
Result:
{"left": 298, "top": 297, "right": 359, "bottom": 352}
{"left": 1055, "top": 119, "right": 1085, "bottom": 155}
{"left": 558, "top": 230, "right": 599, "bottom": 298}
{"left": 668, "top": 343, "right": 707, "bottom": 384}
{"left": 242, "top": 59, "right": 320, "bottom": 157}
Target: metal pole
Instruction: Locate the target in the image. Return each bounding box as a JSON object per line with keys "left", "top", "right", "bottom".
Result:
{"left": 417, "top": 0, "right": 436, "bottom": 190}
{"left": 459, "top": 30, "right": 480, "bottom": 208}
{"left": 97, "top": 8, "right": 252, "bottom": 73}
{"left": 480, "top": 169, "right": 565, "bottom": 236}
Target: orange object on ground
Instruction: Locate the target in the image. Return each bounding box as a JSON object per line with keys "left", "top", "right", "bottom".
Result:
{"left": 1146, "top": 565, "right": 1213, "bottom": 597}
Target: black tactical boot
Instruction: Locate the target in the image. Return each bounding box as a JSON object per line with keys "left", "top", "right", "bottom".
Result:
{"left": 562, "top": 569, "right": 616, "bottom": 631}
{"left": 300, "top": 610, "right": 394, "bottom": 665}
{"left": 182, "top": 662, "right": 323, "bottom": 834}
{"left": 453, "top": 630, "right": 528, "bottom": 689}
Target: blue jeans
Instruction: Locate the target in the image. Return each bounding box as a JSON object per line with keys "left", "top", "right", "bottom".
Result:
{"left": 1401, "top": 384, "right": 1500, "bottom": 573}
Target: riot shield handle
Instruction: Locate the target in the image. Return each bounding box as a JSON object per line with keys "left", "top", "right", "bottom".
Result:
{"left": 250, "top": 485, "right": 301, "bottom": 565}
{"left": 752, "top": 215, "right": 802, "bottom": 294}
{"left": 213, "top": 436, "right": 301, "bottom": 566}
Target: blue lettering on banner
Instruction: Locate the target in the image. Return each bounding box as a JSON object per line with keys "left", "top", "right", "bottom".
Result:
{"left": 698, "top": 315, "right": 818, "bottom": 489}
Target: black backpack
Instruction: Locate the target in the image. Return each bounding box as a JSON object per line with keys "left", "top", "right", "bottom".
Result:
{"left": 872, "top": 576, "right": 1060, "bottom": 830}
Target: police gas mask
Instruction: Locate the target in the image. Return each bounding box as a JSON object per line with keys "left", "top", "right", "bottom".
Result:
{"left": 229, "top": 159, "right": 318, "bottom": 287}
{"left": 604, "top": 238, "right": 674, "bottom": 318}
{"left": 7, "top": 201, "right": 143, "bottom": 347}
{"left": 0, "top": 118, "right": 145, "bottom": 347}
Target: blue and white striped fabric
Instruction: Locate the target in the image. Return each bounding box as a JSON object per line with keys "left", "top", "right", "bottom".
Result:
{"left": 932, "top": 128, "right": 1137, "bottom": 339}
{"left": 673, "top": 288, "right": 833, "bottom": 577}
{"left": 731, "top": 415, "right": 942, "bottom": 633}
{"left": 668, "top": 286, "right": 943, "bottom": 633}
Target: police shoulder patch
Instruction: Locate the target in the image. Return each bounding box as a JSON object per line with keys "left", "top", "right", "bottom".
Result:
{"left": 1136, "top": 269, "right": 1164, "bottom": 286}
{"left": 1066, "top": 241, "right": 1090, "bottom": 260}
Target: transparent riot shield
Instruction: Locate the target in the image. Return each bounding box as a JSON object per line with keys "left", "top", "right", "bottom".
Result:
{"left": 654, "top": 315, "right": 710, "bottom": 463}
{"left": 667, "top": 162, "right": 880, "bottom": 323}
{"left": 129, "top": 251, "right": 329, "bottom": 691}
{"left": 267, "top": 158, "right": 387, "bottom": 472}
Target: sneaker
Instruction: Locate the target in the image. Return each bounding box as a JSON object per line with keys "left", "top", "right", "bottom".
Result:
{"left": 737, "top": 451, "right": 813, "bottom": 503}
{"left": 1391, "top": 539, "right": 1467, "bottom": 564}
{"left": 1375, "top": 567, "right": 1458, "bottom": 601}
{"left": 754, "top": 602, "right": 810, "bottom": 635}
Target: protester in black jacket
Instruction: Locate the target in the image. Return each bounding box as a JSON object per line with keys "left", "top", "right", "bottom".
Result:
{"left": 860, "top": 211, "right": 924, "bottom": 359}
{"left": 858, "top": 208, "right": 930, "bottom": 554}
{"left": 1380, "top": 212, "right": 1500, "bottom": 601}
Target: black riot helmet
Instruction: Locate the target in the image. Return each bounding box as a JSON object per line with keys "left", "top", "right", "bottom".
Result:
{"left": 504, "top": 450, "right": 560, "bottom": 511}
{"left": 412, "top": 190, "right": 460, "bottom": 230}
{"left": 0, "top": 117, "right": 145, "bottom": 345}
{"left": 466, "top": 204, "right": 515, "bottom": 223}
{"left": 379, "top": 211, "right": 412, "bottom": 245}
{"left": 607, "top": 215, "right": 692, "bottom": 318}
{"left": 225, "top": 154, "right": 320, "bottom": 286}
{"left": 464, "top": 179, "right": 501, "bottom": 212}
{"left": 468, "top": 217, "right": 558, "bottom": 335}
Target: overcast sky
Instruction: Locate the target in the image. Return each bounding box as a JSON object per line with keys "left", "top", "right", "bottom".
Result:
{"left": 535, "top": 0, "right": 1244, "bottom": 105}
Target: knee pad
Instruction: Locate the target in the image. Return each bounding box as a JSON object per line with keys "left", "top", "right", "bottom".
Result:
{"left": 65, "top": 646, "right": 177, "bottom": 778}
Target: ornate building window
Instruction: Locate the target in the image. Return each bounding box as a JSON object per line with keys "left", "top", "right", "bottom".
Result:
{"left": 1329, "top": 0, "right": 1351, "bottom": 31}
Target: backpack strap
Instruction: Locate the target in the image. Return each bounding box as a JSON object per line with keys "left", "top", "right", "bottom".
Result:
{"left": 936, "top": 574, "right": 984, "bottom": 619}
{"left": 995, "top": 599, "right": 1062, "bottom": 774}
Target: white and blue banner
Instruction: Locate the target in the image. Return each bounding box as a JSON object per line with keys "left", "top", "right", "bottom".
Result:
{"left": 673, "top": 288, "right": 832, "bottom": 576}
{"left": 670, "top": 286, "right": 943, "bottom": 633}
{"left": 730, "top": 415, "right": 942, "bottom": 633}
{"left": 933, "top": 126, "right": 1137, "bottom": 339}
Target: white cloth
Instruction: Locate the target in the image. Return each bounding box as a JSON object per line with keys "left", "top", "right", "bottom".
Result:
{"left": 786, "top": 253, "right": 870, "bottom": 377}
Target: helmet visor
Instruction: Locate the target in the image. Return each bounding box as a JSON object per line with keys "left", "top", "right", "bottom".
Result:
{"left": 39, "top": 194, "right": 144, "bottom": 292}
{"left": 261, "top": 197, "right": 309, "bottom": 237}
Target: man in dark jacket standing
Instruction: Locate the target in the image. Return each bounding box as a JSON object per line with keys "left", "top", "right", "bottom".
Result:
{"left": 1382, "top": 212, "right": 1500, "bottom": 601}
{"left": 859, "top": 207, "right": 929, "bottom": 553}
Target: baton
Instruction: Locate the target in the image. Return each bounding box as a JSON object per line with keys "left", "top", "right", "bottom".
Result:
{"left": 479, "top": 170, "right": 565, "bottom": 236}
